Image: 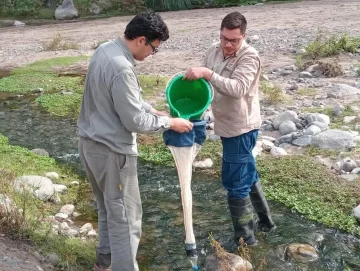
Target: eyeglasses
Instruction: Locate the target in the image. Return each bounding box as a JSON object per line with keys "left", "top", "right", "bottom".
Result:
{"left": 220, "top": 35, "right": 242, "bottom": 46}
{"left": 146, "top": 39, "right": 159, "bottom": 55}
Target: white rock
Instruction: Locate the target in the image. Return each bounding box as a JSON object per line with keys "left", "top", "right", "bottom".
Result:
{"left": 66, "top": 229, "right": 79, "bottom": 237}
{"left": 353, "top": 205, "right": 360, "bottom": 222}
{"left": 70, "top": 181, "right": 80, "bottom": 186}
{"left": 14, "top": 176, "right": 55, "bottom": 201}
{"left": 273, "top": 111, "right": 299, "bottom": 130}
{"left": 79, "top": 223, "right": 94, "bottom": 235}
{"left": 279, "top": 120, "right": 297, "bottom": 135}
{"left": 72, "top": 211, "right": 81, "bottom": 217}
{"left": 193, "top": 158, "right": 213, "bottom": 168}
{"left": 14, "top": 20, "right": 25, "bottom": 27}
{"left": 55, "top": 213, "right": 68, "bottom": 222}
{"left": 299, "top": 71, "right": 312, "bottom": 78}
{"left": 270, "top": 147, "right": 288, "bottom": 156}
{"left": 53, "top": 184, "right": 67, "bottom": 193}
{"left": 304, "top": 125, "right": 322, "bottom": 136}
{"left": 46, "top": 172, "right": 59, "bottom": 180}
{"left": 87, "top": 229, "right": 97, "bottom": 238}
{"left": 311, "top": 130, "right": 355, "bottom": 150}
{"left": 60, "top": 222, "right": 70, "bottom": 231}
{"left": 259, "top": 136, "right": 276, "bottom": 142}
{"left": 262, "top": 140, "right": 275, "bottom": 151}
{"left": 350, "top": 168, "right": 360, "bottom": 174}
{"left": 60, "top": 204, "right": 75, "bottom": 216}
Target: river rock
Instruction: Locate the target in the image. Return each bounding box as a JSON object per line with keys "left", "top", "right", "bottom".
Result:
{"left": 262, "top": 140, "right": 275, "bottom": 151}
{"left": 273, "top": 111, "right": 299, "bottom": 129}
{"left": 279, "top": 120, "right": 297, "bottom": 135}
{"left": 79, "top": 223, "right": 93, "bottom": 235}
{"left": 304, "top": 125, "right": 321, "bottom": 136}
{"left": 204, "top": 252, "right": 253, "bottom": 271}
{"left": 292, "top": 135, "right": 312, "bottom": 147}
{"left": 299, "top": 71, "right": 312, "bottom": 78}
{"left": 87, "top": 229, "right": 98, "bottom": 238}
{"left": 304, "top": 113, "right": 330, "bottom": 125}
{"left": 13, "top": 176, "right": 55, "bottom": 201}
{"left": 311, "top": 130, "right": 355, "bottom": 150}
{"left": 333, "top": 104, "right": 345, "bottom": 116}
{"left": 55, "top": 0, "right": 79, "bottom": 20}
{"left": 270, "top": 147, "right": 288, "bottom": 156}
{"left": 285, "top": 243, "right": 319, "bottom": 263}
{"left": 60, "top": 204, "right": 75, "bottom": 216}
{"left": 329, "top": 84, "right": 360, "bottom": 100}
{"left": 344, "top": 116, "right": 357, "bottom": 124}
{"left": 307, "top": 121, "right": 328, "bottom": 131}
{"left": 353, "top": 205, "right": 360, "bottom": 222}
{"left": 54, "top": 213, "right": 68, "bottom": 222}
{"left": 193, "top": 158, "right": 213, "bottom": 168}
{"left": 53, "top": 184, "right": 67, "bottom": 194}
{"left": 342, "top": 158, "right": 357, "bottom": 173}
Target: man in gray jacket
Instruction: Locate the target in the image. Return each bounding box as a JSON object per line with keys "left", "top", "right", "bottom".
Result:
{"left": 78, "top": 12, "right": 193, "bottom": 271}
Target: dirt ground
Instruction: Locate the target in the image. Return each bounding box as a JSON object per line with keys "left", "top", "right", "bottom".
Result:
{"left": 1, "top": 0, "right": 360, "bottom": 75}
{"left": 1, "top": 0, "right": 360, "bottom": 270}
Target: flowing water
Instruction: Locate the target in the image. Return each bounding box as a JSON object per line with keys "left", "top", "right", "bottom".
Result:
{"left": 0, "top": 93, "right": 360, "bottom": 271}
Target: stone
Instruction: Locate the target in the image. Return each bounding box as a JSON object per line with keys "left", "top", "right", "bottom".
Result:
{"left": 273, "top": 111, "right": 299, "bottom": 129}
{"left": 342, "top": 158, "right": 357, "bottom": 173}
{"left": 353, "top": 205, "right": 360, "bottom": 222}
{"left": 285, "top": 243, "right": 319, "bottom": 263}
{"left": 60, "top": 222, "right": 70, "bottom": 232}
{"left": 14, "top": 20, "right": 25, "bottom": 27}
{"left": 311, "top": 130, "right": 355, "bottom": 150}
{"left": 79, "top": 223, "right": 94, "bottom": 235}
{"left": 259, "top": 136, "right": 276, "bottom": 142}
{"left": 329, "top": 84, "right": 360, "bottom": 100}
{"left": 270, "top": 147, "right": 288, "bottom": 156}
{"left": 246, "top": 35, "right": 260, "bottom": 43}
{"left": 344, "top": 116, "right": 357, "bottom": 124}
{"left": 87, "top": 229, "right": 98, "bottom": 238}
{"left": 70, "top": 181, "right": 80, "bottom": 186}
{"left": 45, "top": 172, "right": 59, "bottom": 180}
{"left": 333, "top": 104, "right": 345, "bottom": 117}
{"left": 299, "top": 71, "right": 312, "bottom": 78}
{"left": 265, "top": 124, "right": 275, "bottom": 131}
{"left": 45, "top": 253, "right": 60, "bottom": 267}
{"left": 279, "top": 120, "right": 297, "bottom": 135}
{"left": 350, "top": 168, "right": 360, "bottom": 174}
{"left": 262, "top": 140, "right": 274, "bottom": 151}
{"left": 307, "top": 121, "right": 328, "bottom": 131}
{"left": 296, "top": 123, "right": 304, "bottom": 129}
{"left": 193, "top": 158, "right": 213, "bottom": 168}
{"left": 261, "top": 74, "right": 269, "bottom": 81}
{"left": 31, "top": 148, "right": 49, "bottom": 156}
{"left": 60, "top": 204, "right": 75, "bottom": 216}
{"left": 13, "top": 176, "right": 55, "bottom": 201}
{"left": 279, "top": 133, "right": 293, "bottom": 144}
{"left": 204, "top": 252, "right": 253, "bottom": 271}
{"left": 55, "top": 213, "right": 68, "bottom": 222}
{"left": 304, "top": 113, "right": 330, "bottom": 125}
{"left": 55, "top": 0, "right": 79, "bottom": 20}
{"left": 53, "top": 184, "right": 67, "bottom": 193}
{"left": 304, "top": 125, "right": 321, "bottom": 136}
{"left": 296, "top": 48, "right": 306, "bottom": 55}
{"left": 350, "top": 105, "right": 360, "bottom": 112}
{"left": 292, "top": 135, "right": 312, "bottom": 147}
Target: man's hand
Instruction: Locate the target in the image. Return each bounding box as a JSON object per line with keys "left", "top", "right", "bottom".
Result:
{"left": 183, "top": 67, "right": 213, "bottom": 81}
{"left": 169, "top": 118, "right": 194, "bottom": 133}
{"left": 151, "top": 108, "right": 170, "bottom": 117}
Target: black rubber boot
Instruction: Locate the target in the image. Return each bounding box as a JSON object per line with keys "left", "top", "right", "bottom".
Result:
{"left": 228, "top": 196, "right": 257, "bottom": 247}
{"left": 250, "top": 181, "right": 276, "bottom": 232}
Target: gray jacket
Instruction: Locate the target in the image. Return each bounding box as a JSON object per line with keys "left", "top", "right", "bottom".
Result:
{"left": 77, "top": 38, "right": 170, "bottom": 156}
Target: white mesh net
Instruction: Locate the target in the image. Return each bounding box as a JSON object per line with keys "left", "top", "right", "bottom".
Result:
{"left": 168, "top": 143, "right": 202, "bottom": 245}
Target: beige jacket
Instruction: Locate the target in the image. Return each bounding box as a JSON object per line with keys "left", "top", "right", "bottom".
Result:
{"left": 203, "top": 41, "right": 262, "bottom": 138}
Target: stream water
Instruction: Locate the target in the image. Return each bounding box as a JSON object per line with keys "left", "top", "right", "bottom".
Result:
{"left": 0, "top": 93, "right": 360, "bottom": 271}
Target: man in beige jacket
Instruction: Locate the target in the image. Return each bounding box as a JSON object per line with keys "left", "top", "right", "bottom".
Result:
{"left": 184, "top": 11, "right": 275, "bottom": 247}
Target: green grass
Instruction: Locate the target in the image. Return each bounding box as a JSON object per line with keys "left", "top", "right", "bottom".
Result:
{"left": 0, "top": 134, "right": 95, "bottom": 270}
{"left": 296, "top": 87, "right": 318, "bottom": 97}
{"left": 260, "top": 81, "right": 290, "bottom": 104}
{"left": 303, "top": 32, "right": 360, "bottom": 60}
{"left": 0, "top": 56, "right": 88, "bottom": 93}
{"left": 258, "top": 155, "right": 360, "bottom": 236}
{"left": 36, "top": 92, "right": 83, "bottom": 117}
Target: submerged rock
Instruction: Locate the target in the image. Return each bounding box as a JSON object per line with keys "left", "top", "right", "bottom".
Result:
{"left": 204, "top": 252, "right": 253, "bottom": 271}
{"left": 285, "top": 243, "right": 319, "bottom": 263}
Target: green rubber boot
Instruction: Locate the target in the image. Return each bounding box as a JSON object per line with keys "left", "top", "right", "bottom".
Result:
{"left": 250, "top": 181, "right": 276, "bottom": 232}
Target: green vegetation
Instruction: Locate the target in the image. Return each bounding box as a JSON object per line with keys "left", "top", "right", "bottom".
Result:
{"left": 260, "top": 81, "right": 286, "bottom": 104}
{"left": 303, "top": 33, "right": 360, "bottom": 60}
{"left": 0, "top": 134, "right": 95, "bottom": 270}
{"left": 258, "top": 155, "right": 360, "bottom": 236}
{"left": 296, "top": 87, "right": 317, "bottom": 97}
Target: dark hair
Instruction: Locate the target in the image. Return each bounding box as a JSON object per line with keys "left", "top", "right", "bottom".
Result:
{"left": 220, "top": 12, "right": 247, "bottom": 34}
{"left": 124, "top": 11, "right": 169, "bottom": 42}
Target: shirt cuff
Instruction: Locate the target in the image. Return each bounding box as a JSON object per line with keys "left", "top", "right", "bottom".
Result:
{"left": 159, "top": 116, "right": 171, "bottom": 130}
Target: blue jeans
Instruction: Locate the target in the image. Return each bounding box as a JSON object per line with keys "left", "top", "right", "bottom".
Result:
{"left": 221, "top": 130, "right": 259, "bottom": 199}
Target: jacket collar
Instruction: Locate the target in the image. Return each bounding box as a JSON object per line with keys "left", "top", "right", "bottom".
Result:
{"left": 114, "top": 38, "right": 135, "bottom": 66}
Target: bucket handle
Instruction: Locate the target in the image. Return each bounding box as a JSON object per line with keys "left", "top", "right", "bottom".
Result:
{"left": 166, "top": 72, "right": 215, "bottom": 102}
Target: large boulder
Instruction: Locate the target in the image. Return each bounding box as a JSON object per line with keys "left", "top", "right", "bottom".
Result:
{"left": 13, "top": 176, "right": 55, "bottom": 201}
{"left": 205, "top": 252, "right": 253, "bottom": 271}
{"left": 311, "top": 130, "right": 355, "bottom": 150}
{"left": 285, "top": 243, "right": 319, "bottom": 263}
{"left": 273, "top": 111, "right": 300, "bottom": 130}
{"left": 55, "top": 0, "right": 79, "bottom": 20}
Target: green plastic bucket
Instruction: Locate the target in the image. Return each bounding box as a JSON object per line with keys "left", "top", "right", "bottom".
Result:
{"left": 165, "top": 74, "right": 213, "bottom": 120}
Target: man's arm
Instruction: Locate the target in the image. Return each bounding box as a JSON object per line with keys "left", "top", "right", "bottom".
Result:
{"left": 210, "top": 53, "right": 260, "bottom": 100}
{"left": 111, "top": 71, "right": 170, "bottom": 134}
